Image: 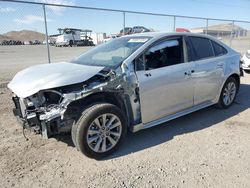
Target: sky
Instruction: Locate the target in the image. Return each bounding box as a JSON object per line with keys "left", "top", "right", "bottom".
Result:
{"left": 0, "top": 0, "right": 250, "bottom": 35}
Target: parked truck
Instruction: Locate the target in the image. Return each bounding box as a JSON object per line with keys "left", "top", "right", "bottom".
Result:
{"left": 55, "top": 28, "right": 94, "bottom": 47}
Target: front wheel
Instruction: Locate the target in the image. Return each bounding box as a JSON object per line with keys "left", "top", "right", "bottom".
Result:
{"left": 73, "top": 103, "right": 127, "bottom": 159}
{"left": 217, "top": 77, "right": 238, "bottom": 108}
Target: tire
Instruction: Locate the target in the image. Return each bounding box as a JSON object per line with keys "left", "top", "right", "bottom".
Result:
{"left": 71, "top": 108, "right": 89, "bottom": 148}
{"left": 69, "top": 40, "right": 73, "bottom": 47}
{"left": 240, "top": 68, "right": 244, "bottom": 77}
{"left": 244, "top": 70, "right": 250, "bottom": 74}
{"left": 74, "top": 103, "right": 127, "bottom": 159}
{"left": 217, "top": 77, "right": 238, "bottom": 109}
{"left": 71, "top": 121, "right": 77, "bottom": 147}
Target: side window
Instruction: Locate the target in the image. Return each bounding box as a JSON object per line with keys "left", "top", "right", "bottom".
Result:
{"left": 211, "top": 40, "right": 227, "bottom": 56}
{"left": 142, "top": 37, "right": 184, "bottom": 70}
{"left": 189, "top": 36, "right": 214, "bottom": 60}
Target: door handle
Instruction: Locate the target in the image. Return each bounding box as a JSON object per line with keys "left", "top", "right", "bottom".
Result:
{"left": 145, "top": 73, "right": 151, "bottom": 77}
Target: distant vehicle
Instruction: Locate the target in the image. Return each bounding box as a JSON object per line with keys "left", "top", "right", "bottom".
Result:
{"left": 241, "top": 49, "right": 250, "bottom": 72}
{"left": 119, "top": 27, "right": 132, "bottom": 35}
{"left": 176, "top": 28, "right": 190, "bottom": 32}
{"left": 49, "top": 34, "right": 60, "bottom": 46}
{"left": 1, "top": 40, "right": 23, "bottom": 45}
{"left": 42, "top": 40, "right": 55, "bottom": 45}
{"left": 119, "top": 26, "right": 151, "bottom": 35}
{"left": 55, "top": 28, "right": 94, "bottom": 47}
{"left": 24, "top": 41, "right": 30, "bottom": 45}
{"left": 1, "top": 40, "right": 10, "bottom": 45}
{"left": 103, "top": 35, "right": 119, "bottom": 42}
{"left": 8, "top": 32, "right": 241, "bottom": 159}
{"left": 32, "top": 40, "right": 41, "bottom": 45}
{"left": 80, "top": 30, "right": 95, "bottom": 46}
{"left": 132, "top": 26, "right": 150, "bottom": 33}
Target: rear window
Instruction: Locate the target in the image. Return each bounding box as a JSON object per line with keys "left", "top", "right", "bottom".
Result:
{"left": 211, "top": 41, "right": 227, "bottom": 56}
{"left": 189, "top": 36, "right": 214, "bottom": 60}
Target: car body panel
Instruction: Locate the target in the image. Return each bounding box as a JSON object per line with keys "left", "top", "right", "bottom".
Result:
{"left": 131, "top": 100, "right": 214, "bottom": 132}
{"left": 8, "top": 62, "right": 104, "bottom": 98}
{"left": 136, "top": 62, "right": 195, "bottom": 124}
{"left": 192, "top": 57, "right": 224, "bottom": 105}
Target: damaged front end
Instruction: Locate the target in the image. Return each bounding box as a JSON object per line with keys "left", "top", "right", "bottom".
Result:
{"left": 10, "top": 66, "right": 141, "bottom": 139}
{"left": 12, "top": 89, "right": 68, "bottom": 138}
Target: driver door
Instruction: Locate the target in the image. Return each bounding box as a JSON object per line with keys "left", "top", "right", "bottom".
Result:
{"left": 135, "top": 36, "right": 195, "bottom": 124}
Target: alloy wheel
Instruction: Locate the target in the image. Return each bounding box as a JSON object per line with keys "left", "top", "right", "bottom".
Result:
{"left": 222, "top": 81, "right": 236, "bottom": 106}
{"left": 86, "top": 113, "right": 122, "bottom": 153}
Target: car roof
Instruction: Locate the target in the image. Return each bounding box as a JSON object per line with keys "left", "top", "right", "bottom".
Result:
{"left": 128, "top": 32, "right": 206, "bottom": 37}
{"left": 122, "top": 31, "right": 237, "bottom": 65}
{"left": 123, "top": 31, "right": 217, "bottom": 40}
{"left": 121, "top": 31, "right": 231, "bottom": 50}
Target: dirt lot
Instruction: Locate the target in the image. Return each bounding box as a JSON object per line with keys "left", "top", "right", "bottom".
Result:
{"left": 0, "top": 45, "right": 250, "bottom": 188}
{"left": 0, "top": 45, "right": 91, "bottom": 85}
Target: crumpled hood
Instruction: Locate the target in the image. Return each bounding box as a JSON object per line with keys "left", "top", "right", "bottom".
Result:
{"left": 8, "top": 62, "right": 104, "bottom": 98}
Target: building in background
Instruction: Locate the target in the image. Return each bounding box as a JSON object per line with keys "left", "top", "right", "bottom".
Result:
{"left": 190, "top": 23, "right": 248, "bottom": 38}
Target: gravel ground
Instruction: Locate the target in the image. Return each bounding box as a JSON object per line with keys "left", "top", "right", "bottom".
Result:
{"left": 0, "top": 45, "right": 250, "bottom": 188}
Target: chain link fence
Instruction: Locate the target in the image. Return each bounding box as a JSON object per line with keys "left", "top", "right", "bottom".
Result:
{"left": 0, "top": 0, "right": 250, "bottom": 82}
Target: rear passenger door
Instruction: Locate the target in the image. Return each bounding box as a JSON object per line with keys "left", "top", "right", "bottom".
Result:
{"left": 188, "top": 36, "right": 225, "bottom": 105}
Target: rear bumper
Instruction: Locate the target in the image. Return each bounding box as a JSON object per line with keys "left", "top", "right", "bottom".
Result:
{"left": 242, "top": 66, "right": 250, "bottom": 70}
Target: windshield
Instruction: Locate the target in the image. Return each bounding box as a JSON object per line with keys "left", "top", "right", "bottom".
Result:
{"left": 72, "top": 36, "right": 151, "bottom": 68}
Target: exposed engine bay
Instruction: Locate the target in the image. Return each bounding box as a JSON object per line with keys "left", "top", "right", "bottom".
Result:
{"left": 11, "top": 67, "right": 141, "bottom": 138}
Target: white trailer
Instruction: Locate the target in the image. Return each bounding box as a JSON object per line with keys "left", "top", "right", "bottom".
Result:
{"left": 55, "top": 28, "right": 94, "bottom": 47}
{"left": 88, "top": 33, "right": 106, "bottom": 45}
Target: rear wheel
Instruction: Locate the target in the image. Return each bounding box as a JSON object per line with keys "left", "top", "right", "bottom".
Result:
{"left": 69, "top": 40, "right": 73, "bottom": 47}
{"left": 217, "top": 77, "right": 238, "bottom": 108}
{"left": 73, "top": 103, "right": 127, "bottom": 159}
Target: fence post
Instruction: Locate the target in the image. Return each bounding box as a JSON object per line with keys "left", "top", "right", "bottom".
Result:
{"left": 123, "top": 12, "right": 126, "bottom": 35}
{"left": 173, "top": 16, "right": 176, "bottom": 32}
{"left": 42, "top": 4, "right": 51, "bottom": 64}
{"left": 230, "top": 20, "right": 234, "bottom": 47}
{"left": 205, "top": 19, "right": 208, "bottom": 34}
